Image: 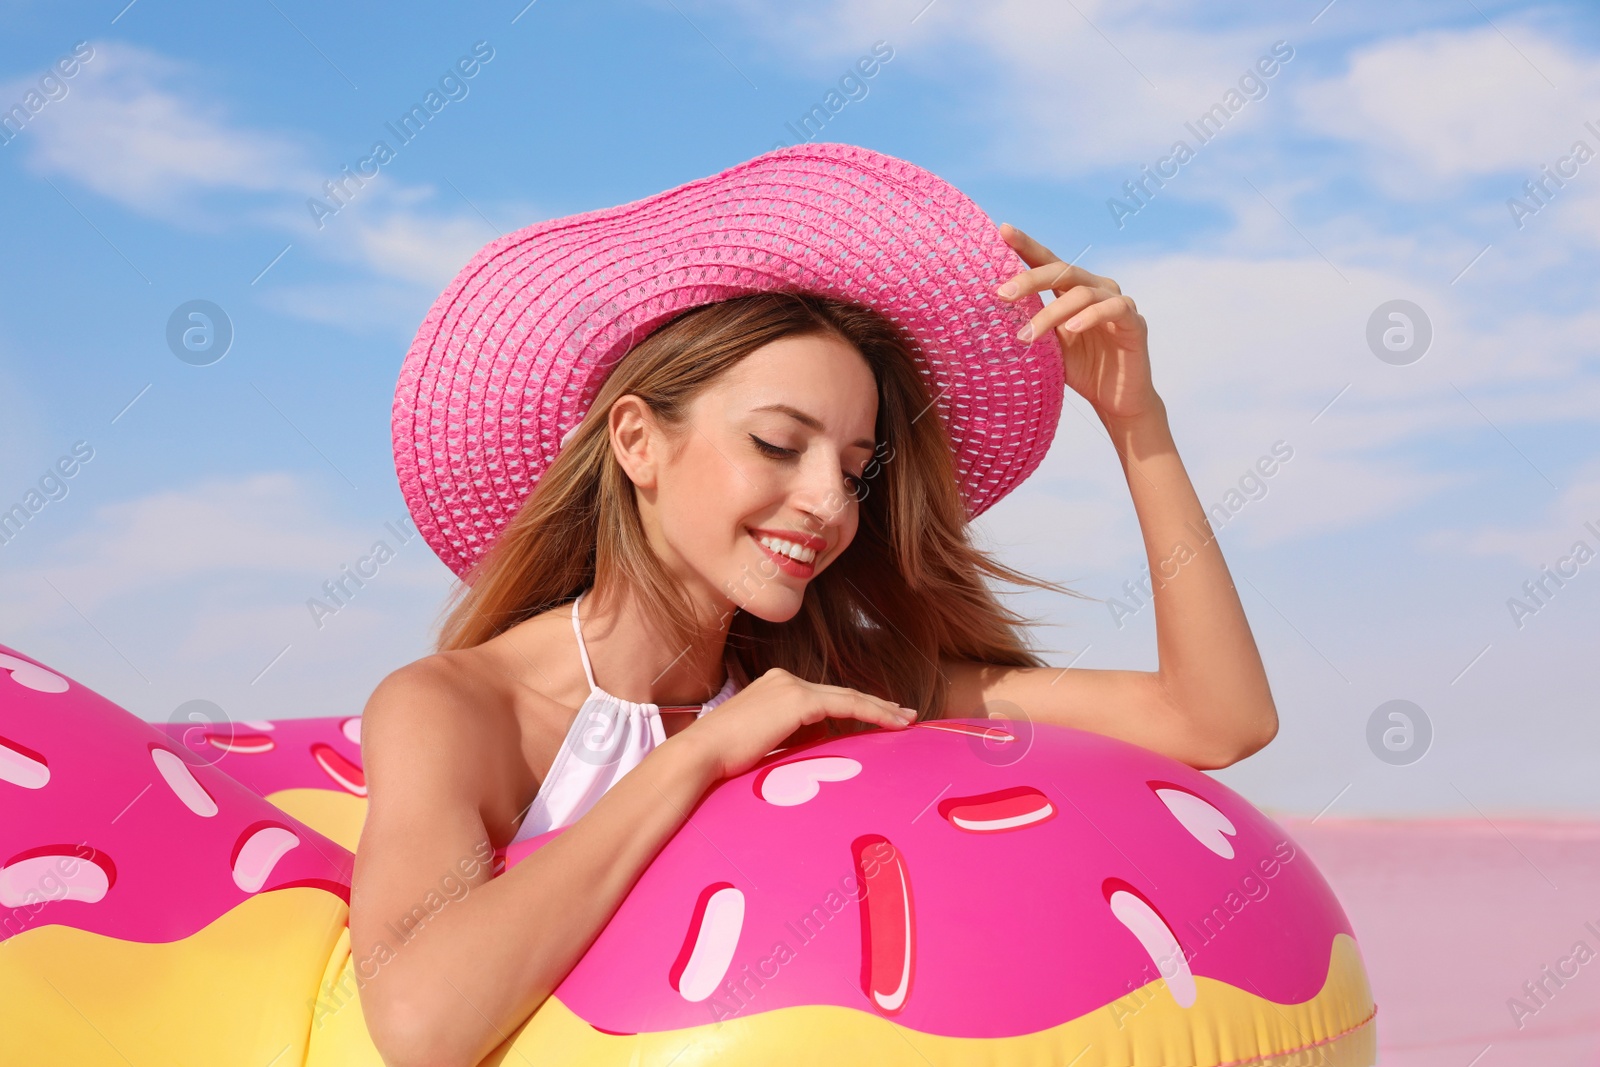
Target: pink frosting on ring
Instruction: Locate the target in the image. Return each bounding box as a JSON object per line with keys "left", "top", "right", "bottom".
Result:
{"left": 501, "top": 723, "right": 1353, "bottom": 1038}
{"left": 0, "top": 644, "right": 352, "bottom": 946}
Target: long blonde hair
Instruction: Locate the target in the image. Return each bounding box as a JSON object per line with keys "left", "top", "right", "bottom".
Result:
{"left": 432, "top": 290, "right": 1090, "bottom": 723}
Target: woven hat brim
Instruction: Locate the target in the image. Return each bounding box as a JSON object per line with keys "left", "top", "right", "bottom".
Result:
{"left": 393, "top": 142, "right": 1062, "bottom": 580}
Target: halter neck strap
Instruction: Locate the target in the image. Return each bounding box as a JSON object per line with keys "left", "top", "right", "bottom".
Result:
{"left": 570, "top": 591, "right": 599, "bottom": 692}
{"left": 570, "top": 589, "right": 728, "bottom": 710}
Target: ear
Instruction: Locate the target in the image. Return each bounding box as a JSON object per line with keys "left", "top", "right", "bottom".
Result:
{"left": 609, "top": 395, "right": 661, "bottom": 490}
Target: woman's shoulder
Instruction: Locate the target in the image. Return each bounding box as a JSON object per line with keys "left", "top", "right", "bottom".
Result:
{"left": 369, "top": 648, "right": 505, "bottom": 723}
{"left": 361, "top": 648, "right": 538, "bottom": 832}
{"left": 362, "top": 652, "right": 508, "bottom": 768}
{"left": 394, "top": 644, "right": 506, "bottom": 694}
{"left": 384, "top": 633, "right": 579, "bottom": 739}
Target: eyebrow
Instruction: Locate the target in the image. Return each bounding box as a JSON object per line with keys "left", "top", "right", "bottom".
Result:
{"left": 753, "top": 403, "right": 875, "bottom": 452}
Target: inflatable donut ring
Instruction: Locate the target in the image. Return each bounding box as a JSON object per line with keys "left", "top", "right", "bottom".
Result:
{"left": 157, "top": 708, "right": 369, "bottom": 851}
{"left": 0, "top": 643, "right": 1377, "bottom": 1065}
{"left": 0, "top": 646, "right": 354, "bottom": 1065}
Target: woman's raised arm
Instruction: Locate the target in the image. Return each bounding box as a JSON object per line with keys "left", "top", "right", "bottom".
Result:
{"left": 993, "top": 222, "right": 1279, "bottom": 766}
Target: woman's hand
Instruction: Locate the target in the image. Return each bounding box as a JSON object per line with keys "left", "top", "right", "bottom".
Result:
{"left": 995, "top": 223, "right": 1159, "bottom": 425}
{"left": 678, "top": 668, "right": 917, "bottom": 782}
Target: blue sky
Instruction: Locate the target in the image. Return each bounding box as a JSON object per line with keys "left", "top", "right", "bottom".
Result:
{"left": 0, "top": 0, "right": 1596, "bottom": 818}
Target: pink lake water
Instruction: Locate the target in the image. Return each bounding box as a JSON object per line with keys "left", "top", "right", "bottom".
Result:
{"left": 1276, "top": 815, "right": 1600, "bottom": 1066}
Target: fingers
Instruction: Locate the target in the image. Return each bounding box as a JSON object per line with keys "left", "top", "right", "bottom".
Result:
{"left": 997, "top": 222, "right": 1062, "bottom": 271}
{"left": 997, "top": 264, "right": 1123, "bottom": 304}
{"left": 1059, "top": 292, "right": 1145, "bottom": 336}
{"left": 1016, "top": 286, "right": 1132, "bottom": 342}
{"left": 997, "top": 261, "right": 1121, "bottom": 303}
{"left": 768, "top": 673, "right": 915, "bottom": 732}
{"left": 815, "top": 685, "right": 916, "bottom": 730}
{"left": 854, "top": 691, "right": 918, "bottom": 729}
{"left": 996, "top": 227, "right": 1122, "bottom": 299}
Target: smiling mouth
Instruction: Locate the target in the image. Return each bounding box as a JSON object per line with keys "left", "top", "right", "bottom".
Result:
{"left": 748, "top": 530, "right": 818, "bottom": 578}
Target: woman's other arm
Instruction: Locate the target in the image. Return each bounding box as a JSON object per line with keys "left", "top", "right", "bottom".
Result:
{"left": 351, "top": 662, "right": 719, "bottom": 1067}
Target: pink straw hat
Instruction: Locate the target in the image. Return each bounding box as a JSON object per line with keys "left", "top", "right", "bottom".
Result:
{"left": 393, "top": 141, "right": 1063, "bottom": 581}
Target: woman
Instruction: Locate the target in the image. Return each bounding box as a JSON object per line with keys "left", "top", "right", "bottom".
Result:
{"left": 351, "top": 144, "right": 1278, "bottom": 1067}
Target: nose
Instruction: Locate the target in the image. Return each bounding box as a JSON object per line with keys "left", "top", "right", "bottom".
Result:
{"left": 791, "top": 449, "right": 858, "bottom": 531}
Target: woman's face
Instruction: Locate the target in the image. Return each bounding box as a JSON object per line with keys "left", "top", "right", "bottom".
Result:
{"left": 618, "top": 331, "right": 880, "bottom": 623}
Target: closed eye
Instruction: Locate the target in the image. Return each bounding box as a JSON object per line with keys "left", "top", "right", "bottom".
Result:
{"left": 750, "top": 435, "right": 866, "bottom": 498}
{"left": 749, "top": 435, "right": 790, "bottom": 457}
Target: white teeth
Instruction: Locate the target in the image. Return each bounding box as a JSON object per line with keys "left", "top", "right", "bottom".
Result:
{"left": 757, "top": 535, "right": 816, "bottom": 564}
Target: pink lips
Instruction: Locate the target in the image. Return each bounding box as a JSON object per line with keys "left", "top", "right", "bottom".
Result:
{"left": 749, "top": 530, "right": 817, "bottom": 579}
{"left": 747, "top": 526, "right": 827, "bottom": 552}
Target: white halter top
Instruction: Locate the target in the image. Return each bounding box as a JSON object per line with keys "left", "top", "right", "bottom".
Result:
{"left": 509, "top": 591, "right": 741, "bottom": 844}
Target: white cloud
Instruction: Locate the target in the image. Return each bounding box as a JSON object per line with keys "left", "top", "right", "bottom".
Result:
{"left": 5, "top": 39, "right": 318, "bottom": 219}
{"left": 707, "top": 0, "right": 1301, "bottom": 177}
{"left": 256, "top": 185, "right": 546, "bottom": 332}
{"left": 976, "top": 469, "right": 1129, "bottom": 578}
{"left": 1292, "top": 21, "right": 1600, "bottom": 193}
{"left": 254, "top": 277, "right": 435, "bottom": 341}
{"left": 1418, "top": 457, "right": 1600, "bottom": 568}
{"left": 728, "top": 0, "right": 1600, "bottom": 193}
{"left": 975, "top": 246, "right": 1600, "bottom": 559}
{"left": 0, "top": 472, "right": 456, "bottom": 722}
{"left": 2, "top": 38, "right": 519, "bottom": 306}
{"left": 0, "top": 472, "right": 436, "bottom": 620}
{"left": 710, "top": 0, "right": 1600, "bottom": 269}
{"left": 338, "top": 201, "right": 500, "bottom": 288}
